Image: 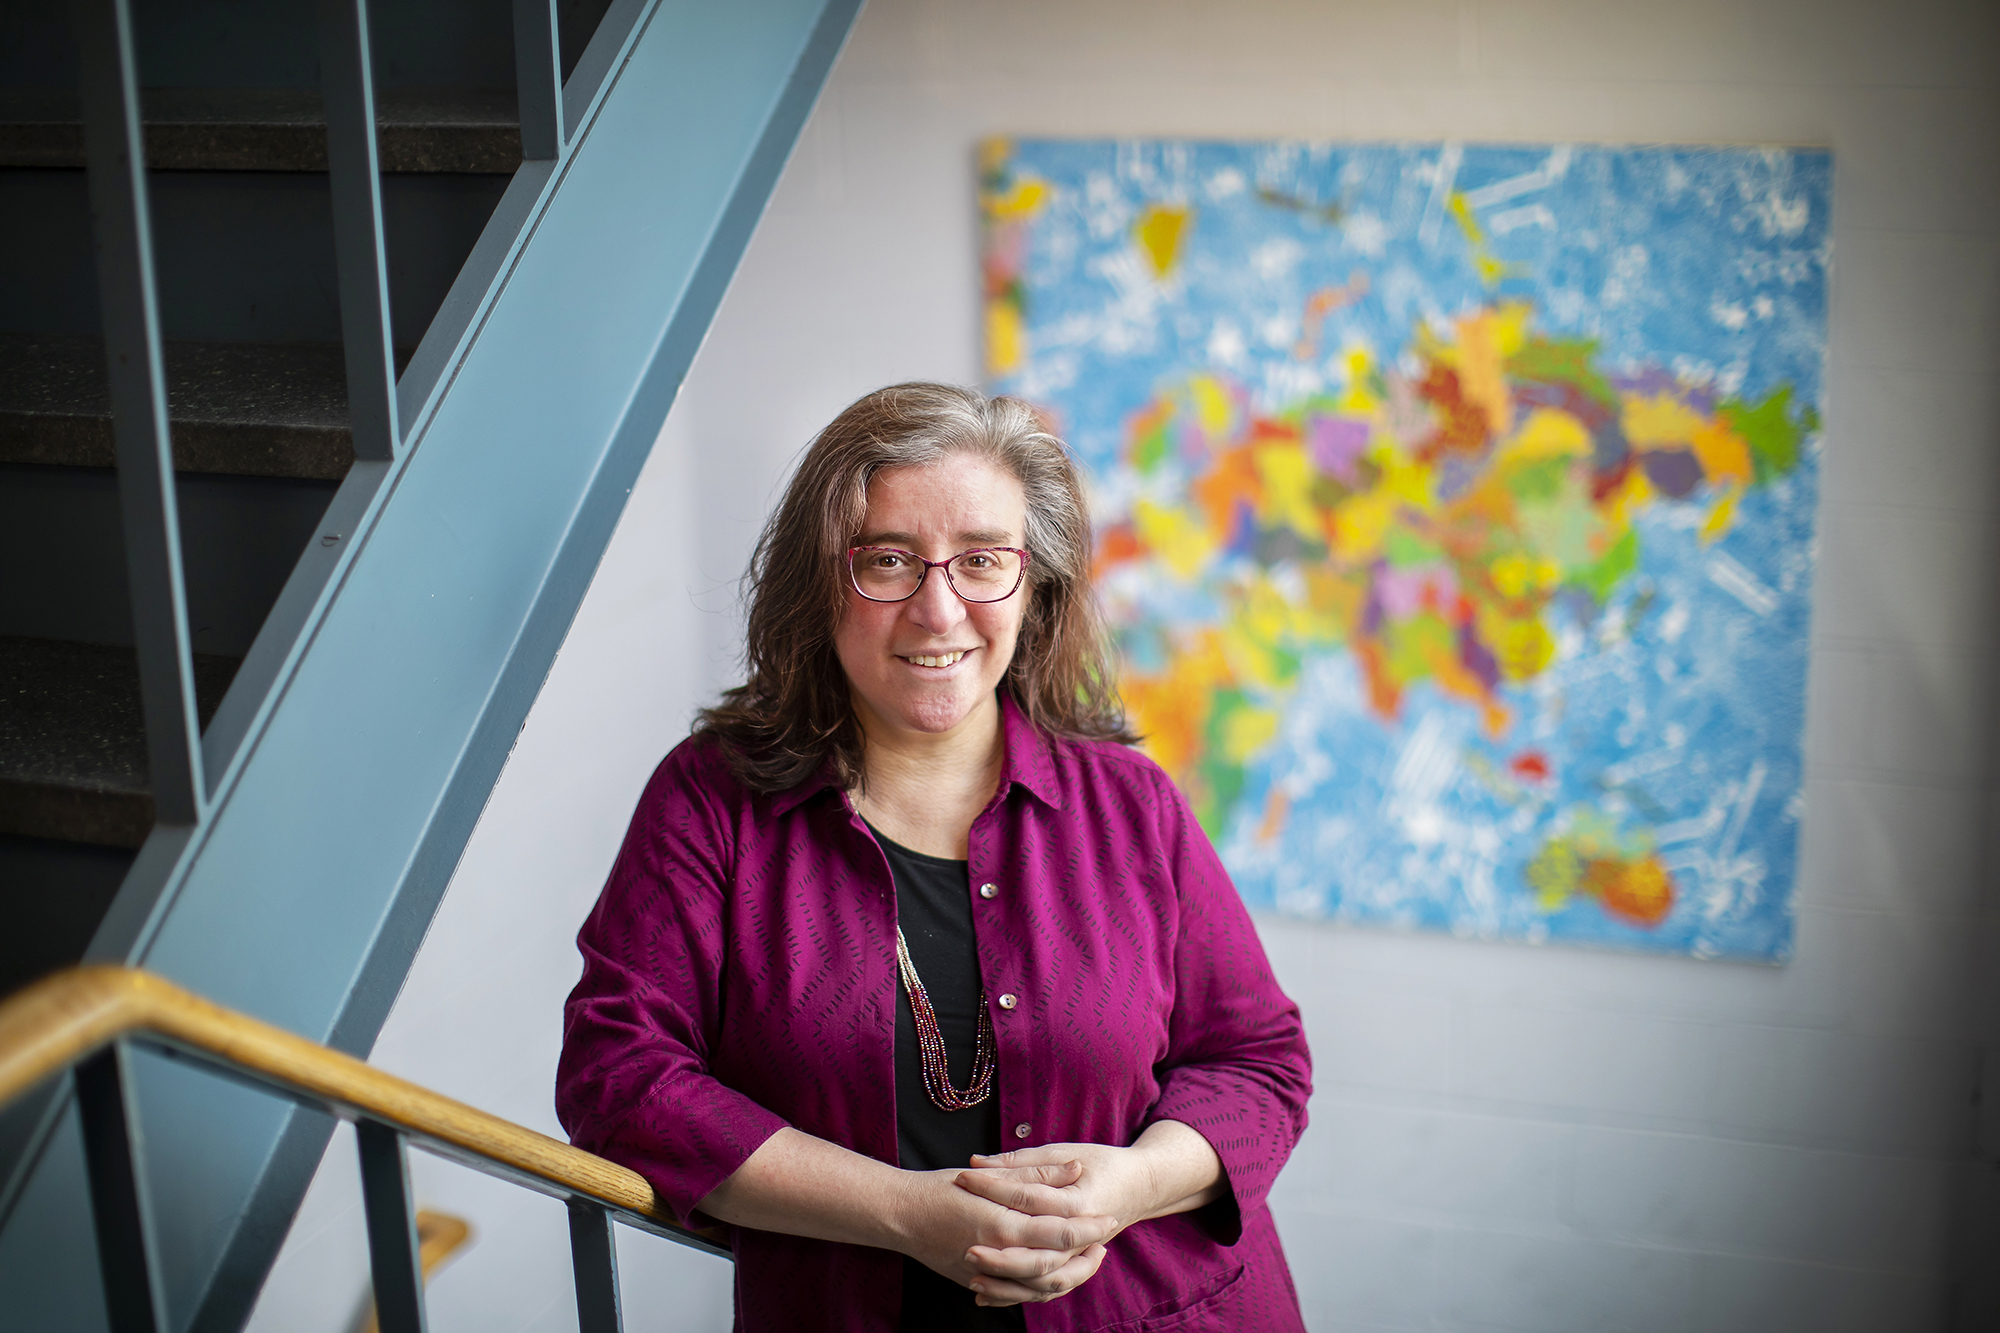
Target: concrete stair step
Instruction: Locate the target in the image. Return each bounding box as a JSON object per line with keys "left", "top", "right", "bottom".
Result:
{"left": 0, "top": 636, "right": 239, "bottom": 849}
{"left": 0, "top": 86, "right": 522, "bottom": 174}
{"left": 0, "top": 334, "right": 358, "bottom": 481}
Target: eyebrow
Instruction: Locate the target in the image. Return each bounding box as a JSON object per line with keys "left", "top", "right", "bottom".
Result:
{"left": 855, "top": 529, "right": 1017, "bottom": 547}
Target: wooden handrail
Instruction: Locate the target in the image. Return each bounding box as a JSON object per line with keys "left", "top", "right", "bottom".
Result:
{"left": 0, "top": 966, "right": 698, "bottom": 1244}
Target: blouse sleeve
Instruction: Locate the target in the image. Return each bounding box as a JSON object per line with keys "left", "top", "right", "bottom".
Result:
{"left": 1143, "top": 774, "right": 1314, "bottom": 1244}
{"left": 555, "top": 744, "right": 790, "bottom": 1228}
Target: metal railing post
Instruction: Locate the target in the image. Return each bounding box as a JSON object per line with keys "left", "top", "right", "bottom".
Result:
{"left": 357, "top": 1120, "right": 429, "bottom": 1333}
{"left": 318, "top": 0, "right": 400, "bottom": 463}
{"left": 513, "top": 0, "right": 563, "bottom": 162}
{"left": 567, "top": 1197, "right": 625, "bottom": 1333}
{"left": 71, "top": 0, "right": 204, "bottom": 826}
{"left": 75, "top": 1045, "right": 169, "bottom": 1333}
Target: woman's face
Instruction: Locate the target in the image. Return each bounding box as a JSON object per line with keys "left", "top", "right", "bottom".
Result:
{"left": 833, "top": 455, "right": 1030, "bottom": 743}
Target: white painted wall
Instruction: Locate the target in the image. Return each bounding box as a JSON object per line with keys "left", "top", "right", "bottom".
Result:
{"left": 249, "top": 1, "right": 2000, "bottom": 1329}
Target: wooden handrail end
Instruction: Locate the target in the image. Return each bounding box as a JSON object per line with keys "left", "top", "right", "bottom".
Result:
{"left": 0, "top": 966, "right": 689, "bottom": 1242}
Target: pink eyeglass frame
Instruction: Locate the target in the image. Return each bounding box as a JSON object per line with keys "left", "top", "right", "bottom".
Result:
{"left": 845, "top": 546, "right": 1032, "bottom": 604}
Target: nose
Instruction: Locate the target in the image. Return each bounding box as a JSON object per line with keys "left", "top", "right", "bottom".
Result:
{"left": 904, "top": 564, "right": 967, "bottom": 635}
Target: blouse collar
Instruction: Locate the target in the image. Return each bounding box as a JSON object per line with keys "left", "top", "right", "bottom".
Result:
{"left": 768, "top": 690, "right": 1063, "bottom": 816}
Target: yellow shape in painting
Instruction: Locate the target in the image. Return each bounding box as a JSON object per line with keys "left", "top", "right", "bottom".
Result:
{"left": 1135, "top": 204, "right": 1193, "bottom": 279}
{"left": 1484, "top": 612, "right": 1557, "bottom": 682}
{"left": 1240, "top": 571, "right": 1327, "bottom": 650}
{"left": 1220, "top": 620, "right": 1287, "bottom": 691}
{"left": 1701, "top": 481, "right": 1741, "bottom": 544}
{"left": 1331, "top": 488, "right": 1399, "bottom": 563}
{"left": 1375, "top": 443, "right": 1436, "bottom": 510}
{"left": 986, "top": 176, "right": 1051, "bottom": 222}
{"left": 1485, "top": 301, "right": 1533, "bottom": 357}
{"left": 1330, "top": 443, "right": 1434, "bottom": 562}
{"left": 1622, "top": 392, "right": 1710, "bottom": 449}
{"left": 1526, "top": 836, "right": 1583, "bottom": 910}
{"left": 1133, "top": 498, "right": 1216, "bottom": 580}
{"left": 1253, "top": 443, "right": 1320, "bottom": 540}
{"left": 1501, "top": 407, "right": 1592, "bottom": 462}
{"left": 978, "top": 138, "right": 1012, "bottom": 177}
{"left": 1490, "top": 551, "right": 1562, "bottom": 600}
{"left": 985, "top": 301, "right": 1026, "bottom": 378}
{"left": 1337, "top": 346, "right": 1381, "bottom": 415}
{"left": 1240, "top": 578, "right": 1292, "bottom": 637}
{"left": 1219, "top": 703, "right": 1280, "bottom": 764}
{"left": 1189, "top": 375, "right": 1234, "bottom": 437}
{"left": 1449, "top": 194, "right": 1516, "bottom": 286}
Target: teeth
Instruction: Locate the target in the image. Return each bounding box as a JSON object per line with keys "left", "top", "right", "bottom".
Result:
{"left": 907, "top": 651, "right": 966, "bottom": 668}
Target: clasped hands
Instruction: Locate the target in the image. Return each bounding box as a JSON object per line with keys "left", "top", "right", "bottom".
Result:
{"left": 694, "top": 1120, "right": 1223, "bottom": 1310}
{"left": 904, "top": 1123, "right": 1224, "bottom": 1308}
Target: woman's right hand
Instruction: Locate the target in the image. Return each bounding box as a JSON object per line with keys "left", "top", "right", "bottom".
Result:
{"left": 696, "top": 1128, "right": 1116, "bottom": 1307}
{"left": 892, "top": 1162, "right": 1117, "bottom": 1306}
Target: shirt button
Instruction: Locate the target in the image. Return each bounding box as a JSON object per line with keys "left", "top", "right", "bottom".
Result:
{"left": 1014, "top": 1123, "right": 1032, "bottom": 1139}
{"left": 997, "top": 993, "right": 1018, "bottom": 1010}
{"left": 979, "top": 883, "right": 998, "bottom": 899}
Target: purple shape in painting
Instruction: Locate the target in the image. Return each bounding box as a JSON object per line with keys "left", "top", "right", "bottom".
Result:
{"left": 1308, "top": 415, "right": 1369, "bottom": 484}
{"left": 1641, "top": 449, "right": 1704, "bottom": 499}
{"left": 1459, "top": 621, "right": 1501, "bottom": 691}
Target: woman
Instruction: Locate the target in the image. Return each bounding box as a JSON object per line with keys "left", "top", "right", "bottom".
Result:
{"left": 558, "top": 384, "right": 1311, "bottom": 1330}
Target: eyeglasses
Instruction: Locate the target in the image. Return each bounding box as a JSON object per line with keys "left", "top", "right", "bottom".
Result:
{"left": 846, "top": 546, "right": 1031, "bottom": 604}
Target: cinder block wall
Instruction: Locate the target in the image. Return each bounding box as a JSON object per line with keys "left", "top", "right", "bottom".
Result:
{"left": 250, "top": 2, "right": 2000, "bottom": 1330}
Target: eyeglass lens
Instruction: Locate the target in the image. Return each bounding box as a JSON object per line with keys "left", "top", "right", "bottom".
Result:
{"left": 850, "top": 548, "right": 1023, "bottom": 602}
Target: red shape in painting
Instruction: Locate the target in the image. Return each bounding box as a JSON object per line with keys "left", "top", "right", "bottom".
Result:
{"left": 1509, "top": 750, "right": 1551, "bottom": 784}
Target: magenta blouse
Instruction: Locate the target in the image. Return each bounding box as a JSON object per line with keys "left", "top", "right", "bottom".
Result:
{"left": 556, "top": 695, "right": 1313, "bottom": 1331}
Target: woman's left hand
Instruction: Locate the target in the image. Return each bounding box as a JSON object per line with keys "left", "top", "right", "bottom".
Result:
{"left": 956, "top": 1141, "right": 1157, "bottom": 1233}
{"left": 951, "top": 1118, "right": 1227, "bottom": 1301}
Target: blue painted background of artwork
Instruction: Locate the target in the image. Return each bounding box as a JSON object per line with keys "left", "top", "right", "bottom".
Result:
{"left": 987, "top": 140, "right": 1831, "bottom": 962}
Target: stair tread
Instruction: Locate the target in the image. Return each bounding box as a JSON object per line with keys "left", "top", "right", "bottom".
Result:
{"left": 0, "top": 334, "right": 354, "bottom": 480}
{"left": 0, "top": 636, "right": 239, "bottom": 848}
{"left": 0, "top": 86, "right": 521, "bottom": 173}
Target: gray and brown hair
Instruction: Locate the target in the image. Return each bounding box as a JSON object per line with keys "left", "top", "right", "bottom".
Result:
{"left": 696, "top": 382, "right": 1132, "bottom": 793}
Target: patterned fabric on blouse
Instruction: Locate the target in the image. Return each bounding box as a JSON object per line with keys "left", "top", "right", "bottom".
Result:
{"left": 557, "top": 693, "right": 1313, "bottom": 1332}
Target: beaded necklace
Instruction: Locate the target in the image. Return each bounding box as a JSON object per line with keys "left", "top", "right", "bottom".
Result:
{"left": 894, "top": 926, "right": 996, "bottom": 1110}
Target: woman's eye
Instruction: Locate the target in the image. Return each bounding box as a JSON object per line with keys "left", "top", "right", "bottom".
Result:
{"left": 961, "top": 554, "right": 992, "bottom": 568}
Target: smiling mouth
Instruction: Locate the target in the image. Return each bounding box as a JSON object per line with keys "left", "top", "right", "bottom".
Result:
{"left": 902, "top": 651, "right": 968, "bottom": 668}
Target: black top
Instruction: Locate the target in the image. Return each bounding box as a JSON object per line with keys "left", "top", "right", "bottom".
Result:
{"left": 868, "top": 824, "right": 1025, "bottom": 1333}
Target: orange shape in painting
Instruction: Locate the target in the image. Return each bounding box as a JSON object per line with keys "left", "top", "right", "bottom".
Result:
{"left": 1417, "top": 363, "right": 1491, "bottom": 457}
{"left": 1093, "top": 522, "right": 1145, "bottom": 577}
{"left": 1257, "top": 788, "right": 1290, "bottom": 844}
{"left": 1689, "top": 419, "right": 1754, "bottom": 488}
{"left": 1354, "top": 638, "right": 1402, "bottom": 720}
{"left": 1581, "top": 855, "right": 1676, "bottom": 927}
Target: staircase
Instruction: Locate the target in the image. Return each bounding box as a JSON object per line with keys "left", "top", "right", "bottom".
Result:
{"left": 1, "top": 2, "right": 539, "bottom": 987}
{"left": 0, "top": 1, "right": 861, "bottom": 1327}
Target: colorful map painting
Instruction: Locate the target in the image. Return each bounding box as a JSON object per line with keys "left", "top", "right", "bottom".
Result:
{"left": 982, "top": 140, "right": 1829, "bottom": 961}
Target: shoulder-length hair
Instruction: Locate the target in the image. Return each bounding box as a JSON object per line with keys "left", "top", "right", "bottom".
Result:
{"left": 696, "top": 382, "right": 1133, "bottom": 793}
